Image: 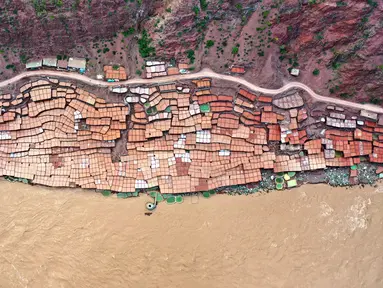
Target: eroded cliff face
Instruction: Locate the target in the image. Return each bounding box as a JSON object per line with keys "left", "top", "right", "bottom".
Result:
{"left": 0, "top": 0, "right": 150, "bottom": 54}
{"left": 149, "top": 0, "right": 382, "bottom": 99}
{"left": 272, "top": 0, "right": 383, "bottom": 100}
{"left": 0, "top": 0, "right": 382, "bottom": 101}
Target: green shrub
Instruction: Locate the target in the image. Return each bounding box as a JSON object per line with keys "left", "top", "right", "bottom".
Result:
{"left": 5, "top": 64, "right": 16, "bottom": 71}
{"left": 332, "top": 61, "right": 341, "bottom": 70}
{"left": 232, "top": 46, "right": 239, "bottom": 55}
{"left": 235, "top": 3, "right": 242, "bottom": 10}
{"left": 315, "top": 31, "right": 324, "bottom": 40}
{"left": 186, "top": 50, "right": 195, "bottom": 64}
{"left": 313, "top": 68, "right": 320, "bottom": 76}
{"left": 370, "top": 96, "right": 382, "bottom": 105}
{"left": 192, "top": 6, "right": 200, "bottom": 15}
{"left": 279, "top": 45, "right": 287, "bottom": 54}
{"left": 138, "top": 30, "right": 156, "bottom": 58}
{"left": 52, "top": 0, "right": 63, "bottom": 7}
{"left": 367, "top": 0, "right": 378, "bottom": 8}
{"left": 135, "top": 69, "right": 142, "bottom": 76}
{"left": 205, "top": 40, "right": 214, "bottom": 48}
{"left": 166, "top": 7, "right": 171, "bottom": 12}
{"left": 103, "top": 47, "right": 110, "bottom": 53}
{"left": 200, "top": 0, "right": 208, "bottom": 11}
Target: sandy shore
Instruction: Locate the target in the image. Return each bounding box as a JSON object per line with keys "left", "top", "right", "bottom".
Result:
{"left": 0, "top": 181, "right": 382, "bottom": 288}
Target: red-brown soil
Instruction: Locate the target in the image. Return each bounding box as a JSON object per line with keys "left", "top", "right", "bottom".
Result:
{"left": 0, "top": 0, "right": 382, "bottom": 102}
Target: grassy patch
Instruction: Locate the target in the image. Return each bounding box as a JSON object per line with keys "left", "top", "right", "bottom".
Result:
{"left": 262, "top": 10, "right": 270, "bottom": 19}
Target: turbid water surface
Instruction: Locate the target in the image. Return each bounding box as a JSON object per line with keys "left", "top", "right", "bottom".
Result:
{"left": 0, "top": 180, "right": 382, "bottom": 288}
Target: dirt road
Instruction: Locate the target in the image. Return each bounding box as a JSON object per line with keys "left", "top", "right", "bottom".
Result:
{"left": 1, "top": 68, "right": 382, "bottom": 114}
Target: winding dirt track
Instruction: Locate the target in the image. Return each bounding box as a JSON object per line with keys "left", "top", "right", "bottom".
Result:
{"left": 1, "top": 68, "right": 382, "bottom": 114}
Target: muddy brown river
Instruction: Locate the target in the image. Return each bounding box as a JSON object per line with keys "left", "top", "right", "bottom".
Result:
{"left": 0, "top": 180, "right": 382, "bottom": 288}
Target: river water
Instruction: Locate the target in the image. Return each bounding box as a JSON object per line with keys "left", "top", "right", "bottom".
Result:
{"left": 0, "top": 180, "right": 382, "bottom": 288}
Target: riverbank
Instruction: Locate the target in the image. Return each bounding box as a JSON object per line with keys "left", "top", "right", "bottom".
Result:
{"left": 1, "top": 180, "right": 382, "bottom": 288}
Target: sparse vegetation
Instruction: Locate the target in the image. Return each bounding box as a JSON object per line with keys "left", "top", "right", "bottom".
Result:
{"left": 315, "top": 31, "right": 324, "bottom": 41}
{"left": 32, "top": 0, "right": 47, "bottom": 17}
{"left": 279, "top": 45, "right": 287, "bottom": 54}
{"left": 235, "top": 3, "right": 243, "bottom": 10}
{"left": 72, "top": 0, "right": 80, "bottom": 10}
{"left": 370, "top": 96, "right": 382, "bottom": 105}
{"left": 262, "top": 10, "right": 270, "bottom": 19}
{"left": 329, "top": 85, "right": 340, "bottom": 94}
{"left": 20, "top": 55, "right": 29, "bottom": 64}
{"left": 122, "top": 27, "right": 135, "bottom": 37}
{"left": 331, "top": 61, "right": 341, "bottom": 70}
{"left": 313, "top": 68, "right": 320, "bottom": 76}
{"left": 340, "top": 93, "right": 351, "bottom": 99}
{"left": 336, "top": 1, "right": 347, "bottom": 7}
